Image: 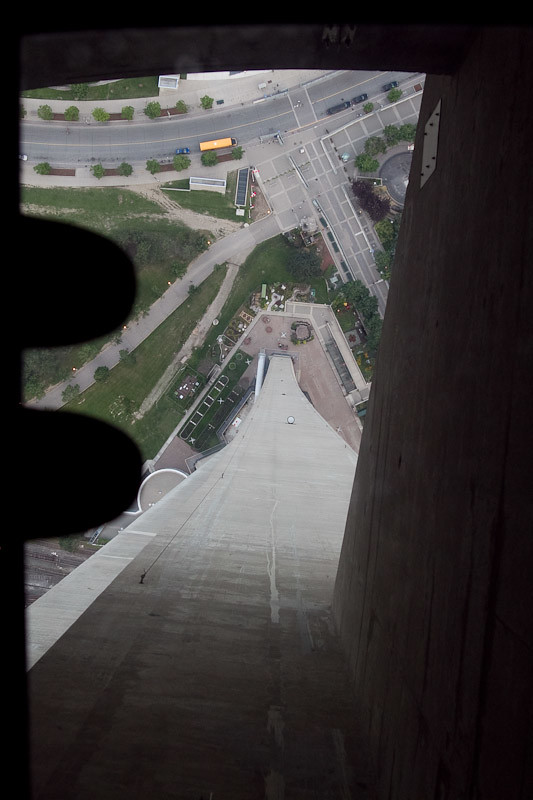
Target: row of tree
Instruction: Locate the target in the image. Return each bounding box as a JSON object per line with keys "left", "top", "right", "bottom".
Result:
{"left": 32, "top": 147, "right": 243, "bottom": 179}
{"left": 355, "top": 123, "right": 417, "bottom": 173}
{"left": 29, "top": 96, "right": 219, "bottom": 122}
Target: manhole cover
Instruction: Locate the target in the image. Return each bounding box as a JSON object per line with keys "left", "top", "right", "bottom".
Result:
{"left": 266, "top": 326, "right": 272, "bottom": 333}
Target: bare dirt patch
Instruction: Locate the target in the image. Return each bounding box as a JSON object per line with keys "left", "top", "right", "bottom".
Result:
{"left": 126, "top": 184, "right": 243, "bottom": 239}
{"left": 249, "top": 181, "right": 271, "bottom": 223}
{"left": 315, "top": 233, "right": 335, "bottom": 271}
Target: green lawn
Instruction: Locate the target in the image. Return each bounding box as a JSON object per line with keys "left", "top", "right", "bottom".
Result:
{"left": 21, "top": 187, "right": 212, "bottom": 400}
{"left": 163, "top": 171, "right": 239, "bottom": 221}
{"left": 64, "top": 265, "right": 228, "bottom": 461}
{"left": 21, "top": 77, "right": 160, "bottom": 102}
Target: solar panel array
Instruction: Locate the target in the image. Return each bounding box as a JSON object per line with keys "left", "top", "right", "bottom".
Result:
{"left": 235, "top": 167, "right": 249, "bottom": 207}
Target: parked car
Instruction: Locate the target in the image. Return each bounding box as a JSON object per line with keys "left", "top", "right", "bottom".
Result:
{"left": 19, "top": 154, "right": 28, "bottom": 160}
{"left": 382, "top": 81, "right": 399, "bottom": 91}
{"left": 175, "top": 147, "right": 190, "bottom": 155}
{"left": 351, "top": 93, "right": 368, "bottom": 105}
{"left": 326, "top": 101, "right": 351, "bottom": 115}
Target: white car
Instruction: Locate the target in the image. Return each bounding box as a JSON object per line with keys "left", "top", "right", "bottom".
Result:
{"left": 19, "top": 154, "right": 28, "bottom": 161}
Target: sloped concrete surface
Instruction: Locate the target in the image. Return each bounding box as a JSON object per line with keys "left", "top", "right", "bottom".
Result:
{"left": 27, "top": 357, "right": 373, "bottom": 799}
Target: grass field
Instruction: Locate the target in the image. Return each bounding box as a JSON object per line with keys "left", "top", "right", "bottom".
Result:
{"left": 163, "top": 172, "right": 239, "bottom": 221}
{"left": 63, "top": 265, "right": 228, "bottom": 461}
{"left": 20, "top": 183, "right": 333, "bottom": 461}
{"left": 21, "top": 77, "right": 160, "bottom": 102}
{"left": 20, "top": 187, "right": 212, "bottom": 399}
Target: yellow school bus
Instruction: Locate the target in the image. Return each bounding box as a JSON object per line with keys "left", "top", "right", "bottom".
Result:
{"left": 199, "top": 137, "right": 237, "bottom": 151}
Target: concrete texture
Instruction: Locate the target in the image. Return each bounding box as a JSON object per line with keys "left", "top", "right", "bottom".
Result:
{"left": 27, "top": 356, "right": 371, "bottom": 799}
{"left": 332, "top": 27, "right": 533, "bottom": 800}
{"left": 12, "top": 22, "right": 533, "bottom": 800}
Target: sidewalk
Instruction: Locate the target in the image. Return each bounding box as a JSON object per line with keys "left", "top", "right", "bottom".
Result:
{"left": 20, "top": 69, "right": 336, "bottom": 187}
{"left": 21, "top": 69, "right": 335, "bottom": 119}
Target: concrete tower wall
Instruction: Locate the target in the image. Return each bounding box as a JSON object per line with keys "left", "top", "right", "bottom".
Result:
{"left": 13, "top": 22, "right": 533, "bottom": 800}
{"left": 332, "top": 27, "right": 533, "bottom": 800}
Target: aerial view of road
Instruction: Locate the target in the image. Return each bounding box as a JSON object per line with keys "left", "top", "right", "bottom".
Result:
{"left": 20, "top": 68, "right": 424, "bottom": 319}
{"left": 20, "top": 67, "right": 424, "bottom": 571}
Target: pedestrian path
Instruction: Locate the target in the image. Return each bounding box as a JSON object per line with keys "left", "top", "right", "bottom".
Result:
{"left": 21, "top": 69, "right": 334, "bottom": 118}
{"left": 20, "top": 69, "right": 337, "bottom": 187}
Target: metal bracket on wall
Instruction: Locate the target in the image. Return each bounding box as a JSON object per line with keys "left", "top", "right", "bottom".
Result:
{"left": 420, "top": 99, "right": 441, "bottom": 188}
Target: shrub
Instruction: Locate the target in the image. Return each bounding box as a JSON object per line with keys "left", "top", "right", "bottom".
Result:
{"left": 64, "top": 106, "right": 79, "bottom": 121}
{"left": 144, "top": 101, "right": 161, "bottom": 119}
{"left": 118, "top": 162, "right": 133, "bottom": 176}
{"left": 173, "top": 154, "right": 191, "bottom": 171}
{"left": 34, "top": 162, "right": 51, "bottom": 175}
{"left": 91, "top": 164, "right": 105, "bottom": 179}
{"left": 94, "top": 365, "right": 110, "bottom": 382}
{"left": 37, "top": 104, "right": 53, "bottom": 120}
{"left": 201, "top": 151, "right": 218, "bottom": 167}
{"left": 355, "top": 153, "right": 379, "bottom": 173}
{"left": 92, "top": 107, "right": 110, "bottom": 122}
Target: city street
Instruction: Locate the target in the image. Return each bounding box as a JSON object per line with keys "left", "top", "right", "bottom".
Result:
{"left": 20, "top": 69, "right": 424, "bottom": 317}
{"left": 21, "top": 69, "right": 424, "bottom": 411}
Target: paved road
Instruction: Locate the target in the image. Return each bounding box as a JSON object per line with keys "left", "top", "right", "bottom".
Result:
{"left": 21, "top": 68, "right": 425, "bottom": 407}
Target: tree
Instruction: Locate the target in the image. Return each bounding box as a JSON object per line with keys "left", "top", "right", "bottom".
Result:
{"left": 61, "top": 384, "right": 80, "bottom": 403}
{"left": 34, "top": 162, "right": 51, "bottom": 175}
{"left": 117, "top": 162, "right": 133, "bottom": 176}
{"left": 37, "top": 104, "right": 53, "bottom": 120}
{"left": 119, "top": 349, "right": 136, "bottom": 366}
{"left": 387, "top": 88, "right": 402, "bottom": 103}
{"left": 363, "top": 102, "right": 374, "bottom": 114}
{"left": 399, "top": 123, "right": 417, "bottom": 142}
{"left": 175, "top": 100, "right": 188, "bottom": 114}
{"left": 92, "top": 107, "right": 110, "bottom": 122}
{"left": 94, "top": 365, "right": 110, "bottom": 382}
{"left": 173, "top": 154, "right": 191, "bottom": 171}
{"left": 364, "top": 136, "right": 386, "bottom": 157}
{"left": 121, "top": 106, "right": 134, "bottom": 120}
{"left": 144, "top": 101, "right": 161, "bottom": 119}
{"left": 365, "top": 314, "right": 383, "bottom": 356}
{"left": 383, "top": 124, "right": 402, "bottom": 147}
{"left": 374, "top": 249, "right": 392, "bottom": 279}
{"left": 201, "top": 151, "right": 218, "bottom": 167}
{"left": 352, "top": 178, "right": 390, "bottom": 220}
{"left": 355, "top": 153, "right": 379, "bottom": 173}
{"left": 286, "top": 247, "right": 322, "bottom": 280}
{"left": 364, "top": 191, "right": 390, "bottom": 222}
{"left": 146, "top": 159, "right": 161, "bottom": 174}
{"left": 64, "top": 106, "right": 79, "bottom": 121}
{"left": 200, "top": 95, "right": 214, "bottom": 109}
{"left": 232, "top": 146, "right": 244, "bottom": 160}
{"left": 70, "top": 83, "right": 89, "bottom": 101}
{"left": 91, "top": 164, "right": 105, "bottom": 179}
{"left": 375, "top": 215, "right": 402, "bottom": 251}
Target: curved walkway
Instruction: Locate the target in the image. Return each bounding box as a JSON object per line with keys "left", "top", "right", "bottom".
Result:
{"left": 27, "top": 212, "right": 279, "bottom": 411}
{"left": 22, "top": 70, "right": 332, "bottom": 410}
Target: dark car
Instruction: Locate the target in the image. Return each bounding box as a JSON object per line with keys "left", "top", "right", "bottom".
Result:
{"left": 175, "top": 147, "right": 190, "bottom": 154}
{"left": 326, "top": 101, "right": 351, "bottom": 115}
{"left": 382, "top": 81, "right": 399, "bottom": 91}
{"left": 351, "top": 93, "right": 368, "bottom": 105}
